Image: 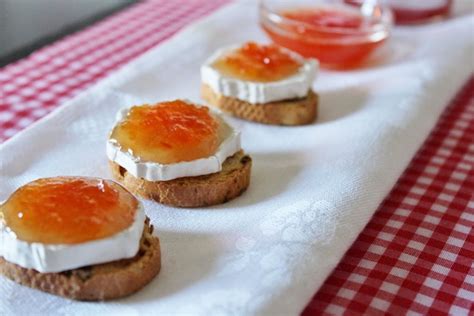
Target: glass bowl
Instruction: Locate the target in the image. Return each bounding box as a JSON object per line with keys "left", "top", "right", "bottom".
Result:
{"left": 385, "top": 0, "right": 453, "bottom": 24}
{"left": 259, "top": 0, "right": 393, "bottom": 68}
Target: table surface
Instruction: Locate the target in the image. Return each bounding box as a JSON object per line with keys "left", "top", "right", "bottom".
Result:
{"left": 0, "top": 1, "right": 472, "bottom": 315}
{"left": 0, "top": 0, "right": 135, "bottom": 67}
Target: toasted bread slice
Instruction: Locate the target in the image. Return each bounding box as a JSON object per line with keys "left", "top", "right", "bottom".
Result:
{"left": 0, "top": 218, "right": 160, "bottom": 301}
{"left": 109, "top": 150, "right": 251, "bottom": 207}
{"left": 201, "top": 84, "right": 318, "bottom": 125}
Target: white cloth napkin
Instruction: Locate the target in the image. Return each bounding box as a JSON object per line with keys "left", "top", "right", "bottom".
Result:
{"left": 1, "top": 1, "right": 473, "bottom": 315}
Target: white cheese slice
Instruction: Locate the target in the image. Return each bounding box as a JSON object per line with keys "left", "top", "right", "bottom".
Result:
{"left": 0, "top": 201, "right": 145, "bottom": 273}
{"left": 201, "top": 44, "right": 318, "bottom": 104}
{"left": 106, "top": 107, "right": 241, "bottom": 182}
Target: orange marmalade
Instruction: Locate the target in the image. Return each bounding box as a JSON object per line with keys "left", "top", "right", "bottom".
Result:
{"left": 212, "top": 42, "right": 301, "bottom": 82}
{"left": 261, "top": 6, "right": 389, "bottom": 67}
{"left": 1, "top": 177, "right": 138, "bottom": 244}
{"left": 110, "top": 101, "right": 220, "bottom": 164}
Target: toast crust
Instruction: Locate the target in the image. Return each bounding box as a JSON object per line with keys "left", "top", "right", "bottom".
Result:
{"left": 0, "top": 219, "right": 161, "bottom": 301}
{"left": 109, "top": 150, "right": 251, "bottom": 207}
{"left": 201, "top": 83, "right": 318, "bottom": 125}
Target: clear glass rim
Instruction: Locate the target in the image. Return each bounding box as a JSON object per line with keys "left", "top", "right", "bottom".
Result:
{"left": 259, "top": 0, "right": 393, "bottom": 35}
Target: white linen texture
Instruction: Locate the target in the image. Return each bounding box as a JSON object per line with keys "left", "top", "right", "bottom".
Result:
{"left": 0, "top": 1, "right": 473, "bottom": 315}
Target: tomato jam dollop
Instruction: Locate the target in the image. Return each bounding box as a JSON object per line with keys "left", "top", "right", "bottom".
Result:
{"left": 111, "top": 101, "right": 220, "bottom": 164}
{"left": 212, "top": 42, "right": 301, "bottom": 82}
{"left": 1, "top": 177, "right": 138, "bottom": 244}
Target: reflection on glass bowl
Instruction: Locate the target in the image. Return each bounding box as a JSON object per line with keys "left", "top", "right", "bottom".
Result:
{"left": 260, "top": 0, "right": 393, "bottom": 69}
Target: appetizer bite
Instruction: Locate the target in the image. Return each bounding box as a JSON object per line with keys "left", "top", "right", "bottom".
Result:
{"left": 0, "top": 177, "right": 160, "bottom": 301}
{"left": 201, "top": 41, "right": 319, "bottom": 125}
{"left": 107, "top": 100, "right": 252, "bottom": 207}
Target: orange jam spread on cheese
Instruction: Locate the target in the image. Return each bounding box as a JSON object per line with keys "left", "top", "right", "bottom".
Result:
{"left": 110, "top": 101, "right": 220, "bottom": 164}
{"left": 212, "top": 42, "right": 301, "bottom": 82}
{"left": 1, "top": 177, "right": 138, "bottom": 244}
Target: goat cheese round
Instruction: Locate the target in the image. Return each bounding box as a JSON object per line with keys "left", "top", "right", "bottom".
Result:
{"left": 0, "top": 178, "right": 146, "bottom": 273}
{"left": 201, "top": 44, "right": 318, "bottom": 104}
{"left": 107, "top": 104, "right": 241, "bottom": 182}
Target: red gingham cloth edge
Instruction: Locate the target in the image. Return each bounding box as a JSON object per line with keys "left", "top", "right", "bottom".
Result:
{"left": 303, "top": 77, "right": 474, "bottom": 315}
{"left": 0, "top": 1, "right": 472, "bottom": 315}
{"left": 0, "top": 0, "right": 230, "bottom": 140}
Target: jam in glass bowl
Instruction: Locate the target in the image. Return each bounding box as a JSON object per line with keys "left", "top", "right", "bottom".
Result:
{"left": 260, "top": 0, "right": 393, "bottom": 68}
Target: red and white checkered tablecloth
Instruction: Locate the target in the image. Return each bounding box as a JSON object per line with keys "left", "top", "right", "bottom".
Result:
{"left": 305, "top": 77, "right": 474, "bottom": 315}
{"left": 0, "top": 0, "right": 472, "bottom": 314}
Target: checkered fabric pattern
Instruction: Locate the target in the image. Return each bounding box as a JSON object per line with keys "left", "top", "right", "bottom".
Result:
{"left": 0, "top": 1, "right": 472, "bottom": 315}
{"left": 303, "top": 77, "right": 474, "bottom": 315}
{"left": 0, "top": 0, "right": 229, "bottom": 141}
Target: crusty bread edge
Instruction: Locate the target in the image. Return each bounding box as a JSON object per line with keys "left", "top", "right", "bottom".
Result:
{"left": 0, "top": 218, "right": 161, "bottom": 301}
{"left": 201, "top": 83, "right": 318, "bottom": 125}
{"left": 109, "top": 150, "right": 252, "bottom": 208}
